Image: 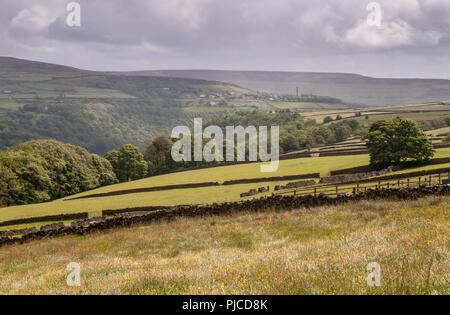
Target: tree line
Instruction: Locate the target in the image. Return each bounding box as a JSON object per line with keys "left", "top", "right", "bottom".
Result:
{"left": 0, "top": 140, "right": 117, "bottom": 207}
{"left": 103, "top": 110, "right": 367, "bottom": 180}
{"left": 0, "top": 113, "right": 437, "bottom": 208}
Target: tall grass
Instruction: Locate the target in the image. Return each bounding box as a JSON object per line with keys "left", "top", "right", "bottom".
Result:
{"left": 0, "top": 196, "right": 448, "bottom": 294}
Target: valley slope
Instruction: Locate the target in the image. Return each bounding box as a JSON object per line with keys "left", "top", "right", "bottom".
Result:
{"left": 136, "top": 70, "right": 450, "bottom": 107}
{"left": 0, "top": 57, "right": 252, "bottom": 154}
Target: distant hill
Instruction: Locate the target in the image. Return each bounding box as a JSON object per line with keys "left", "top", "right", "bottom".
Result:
{"left": 131, "top": 70, "right": 450, "bottom": 107}
{"left": 0, "top": 57, "right": 253, "bottom": 154}
{"left": 0, "top": 56, "right": 91, "bottom": 81}
{"left": 1, "top": 57, "right": 448, "bottom": 155}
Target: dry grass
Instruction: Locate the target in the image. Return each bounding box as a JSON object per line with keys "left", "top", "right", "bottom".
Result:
{"left": 0, "top": 196, "right": 448, "bottom": 295}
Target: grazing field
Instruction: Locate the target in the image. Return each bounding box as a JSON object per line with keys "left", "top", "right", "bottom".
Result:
{"left": 0, "top": 195, "right": 448, "bottom": 294}
{"left": 426, "top": 127, "right": 450, "bottom": 136}
{"left": 351, "top": 111, "right": 450, "bottom": 126}
{"left": 1, "top": 148, "right": 450, "bottom": 223}
{"left": 303, "top": 102, "right": 450, "bottom": 124}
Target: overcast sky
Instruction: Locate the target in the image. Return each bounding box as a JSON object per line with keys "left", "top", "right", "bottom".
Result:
{"left": 1, "top": 0, "right": 449, "bottom": 78}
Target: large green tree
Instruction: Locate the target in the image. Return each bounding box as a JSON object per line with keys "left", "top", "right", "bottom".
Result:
{"left": 105, "top": 144, "right": 148, "bottom": 182}
{"left": 0, "top": 162, "right": 20, "bottom": 207}
{"left": 367, "top": 118, "right": 435, "bottom": 166}
{"left": 143, "top": 134, "right": 173, "bottom": 173}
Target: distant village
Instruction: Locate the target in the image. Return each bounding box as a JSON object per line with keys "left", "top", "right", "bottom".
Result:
{"left": 180, "top": 89, "right": 343, "bottom": 107}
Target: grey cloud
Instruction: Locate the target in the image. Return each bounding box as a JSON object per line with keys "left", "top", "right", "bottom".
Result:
{"left": 0, "top": 0, "right": 449, "bottom": 78}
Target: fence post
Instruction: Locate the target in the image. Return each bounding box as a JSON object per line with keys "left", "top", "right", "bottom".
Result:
{"left": 314, "top": 187, "right": 317, "bottom": 197}
{"left": 294, "top": 190, "right": 296, "bottom": 196}
{"left": 407, "top": 178, "right": 410, "bottom": 187}
{"left": 353, "top": 187, "right": 356, "bottom": 196}
{"left": 397, "top": 179, "right": 400, "bottom": 187}
{"left": 387, "top": 182, "right": 390, "bottom": 189}
{"left": 429, "top": 176, "right": 432, "bottom": 186}
{"left": 419, "top": 177, "right": 421, "bottom": 186}
{"left": 438, "top": 173, "right": 441, "bottom": 184}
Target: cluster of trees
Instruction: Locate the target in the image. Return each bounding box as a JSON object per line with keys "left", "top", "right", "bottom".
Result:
{"left": 367, "top": 118, "right": 435, "bottom": 166}
{"left": 206, "top": 110, "right": 365, "bottom": 153}
{"left": 104, "top": 144, "right": 148, "bottom": 182}
{"left": 417, "top": 116, "right": 450, "bottom": 131}
{"left": 0, "top": 98, "right": 188, "bottom": 155}
{"left": 323, "top": 115, "right": 344, "bottom": 123}
{"left": 101, "top": 110, "right": 367, "bottom": 181}
{"left": 105, "top": 136, "right": 220, "bottom": 180}
{"left": 0, "top": 140, "right": 117, "bottom": 207}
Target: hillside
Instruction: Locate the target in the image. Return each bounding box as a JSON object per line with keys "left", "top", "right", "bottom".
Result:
{"left": 0, "top": 57, "right": 357, "bottom": 155}
{"left": 135, "top": 70, "right": 450, "bottom": 107}
{"left": 0, "top": 57, "right": 255, "bottom": 154}
{"left": 4, "top": 57, "right": 449, "bottom": 155}
{"left": 0, "top": 57, "right": 91, "bottom": 81}
{"left": 1, "top": 147, "right": 449, "bottom": 223}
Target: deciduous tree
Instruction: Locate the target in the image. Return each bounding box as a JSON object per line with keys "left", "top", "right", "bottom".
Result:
{"left": 367, "top": 118, "right": 435, "bottom": 166}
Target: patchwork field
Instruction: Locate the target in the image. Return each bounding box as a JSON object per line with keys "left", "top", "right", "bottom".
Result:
{"left": 1, "top": 148, "right": 450, "bottom": 224}
{"left": 304, "top": 102, "right": 450, "bottom": 125}
{"left": 426, "top": 127, "right": 450, "bottom": 136}
{"left": 0, "top": 196, "right": 448, "bottom": 294}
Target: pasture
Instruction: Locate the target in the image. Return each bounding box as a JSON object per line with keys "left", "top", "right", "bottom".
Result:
{"left": 0, "top": 195, "right": 448, "bottom": 294}
{"left": 1, "top": 148, "right": 449, "bottom": 223}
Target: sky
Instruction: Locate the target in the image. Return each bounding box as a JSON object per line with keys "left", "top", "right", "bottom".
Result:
{"left": 0, "top": 0, "right": 449, "bottom": 78}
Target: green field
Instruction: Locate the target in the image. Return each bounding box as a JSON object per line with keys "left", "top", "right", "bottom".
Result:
{"left": 1, "top": 148, "right": 449, "bottom": 223}
{"left": 306, "top": 102, "right": 450, "bottom": 126}
{"left": 351, "top": 110, "right": 450, "bottom": 126}
{"left": 426, "top": 127, "right": 450, "bottom": 136}
{"left": 0, "top": 196, "right": 448, "bottom": 294}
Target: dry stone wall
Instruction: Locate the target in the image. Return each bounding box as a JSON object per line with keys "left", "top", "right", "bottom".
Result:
{"left": 321, "top": 167, "right": 394, "bottom": 184}
{"left": 1, "top": 185, "right": 449, "bottom": 248}
{"left": 274, "top": 180, "right": 316, "bottom": 191}
{"left": 0, "top": 212, "right": 89, "bottom": 228}
{"left": 240, "top": 186, "right": 270, "bottom": 198}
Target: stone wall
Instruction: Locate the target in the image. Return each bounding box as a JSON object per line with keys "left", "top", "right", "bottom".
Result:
{"left": 70, "top": 182, "right": 221, "bottom": 200}
{"left": 1, "top": 185, "right": 449, "bottom": 248}
{"left": 240, "top": 186, "right": 270, "bottom": 198}
{"left": 320, "top": 167, "right": 394, "bottom": 184}
{"left": 274, "top": 180, "right": 316, "bottom": 191}
{"left": 222, "top": 173, "right": 320, "bottom": 185}
{"left": 0, "top": 212, "right": 89, "bottom": 228}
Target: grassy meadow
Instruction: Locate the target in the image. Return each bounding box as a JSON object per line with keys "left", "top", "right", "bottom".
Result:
{"left": 1, "top": 148, "right": 450, "bottom": 223}
{"left": 0, "top": 195, "right": 448, "bottom": 294}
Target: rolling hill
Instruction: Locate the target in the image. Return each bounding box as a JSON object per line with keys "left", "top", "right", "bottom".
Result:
{"left": 1, "top": 57, "right": 449, "bottom": 156}
{"left": 134, "top": 70, "right": 450, "bottom": 107}
{"left": 0, "top": 57, "right": 254, "bottom": 154}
